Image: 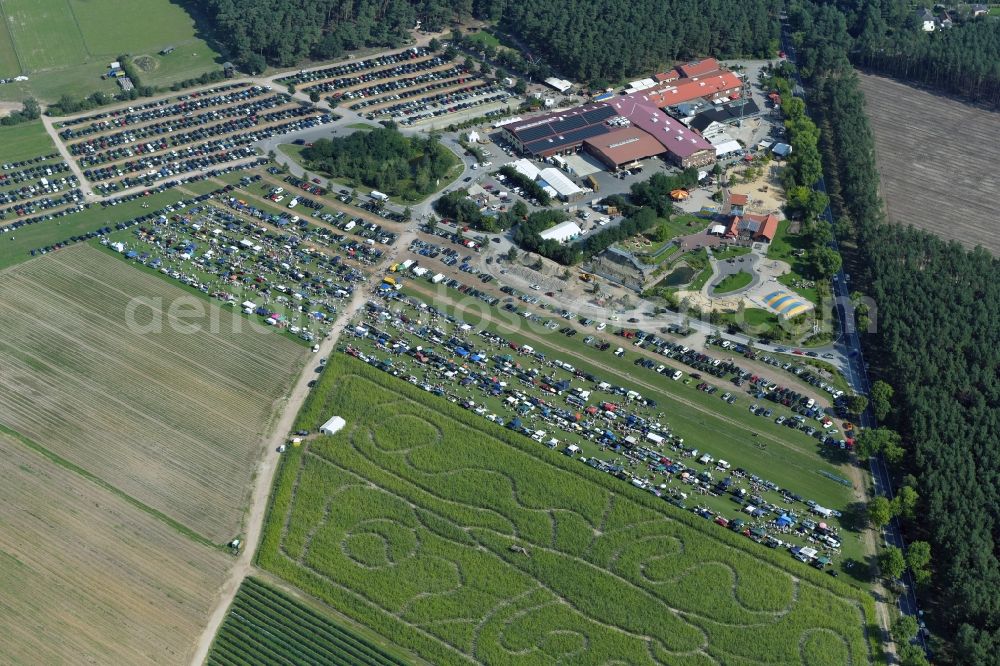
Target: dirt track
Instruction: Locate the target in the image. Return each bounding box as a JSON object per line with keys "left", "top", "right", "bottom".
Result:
{"left": 188, "top": 227, "right": 417, "bottom": 665}
{"left": 859, "top": 73, "right": 1000, "bottom": 254}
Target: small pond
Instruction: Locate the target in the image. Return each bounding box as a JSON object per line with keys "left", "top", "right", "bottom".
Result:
{"left": 661, "top": 266, "right": 696, "bottom": 286}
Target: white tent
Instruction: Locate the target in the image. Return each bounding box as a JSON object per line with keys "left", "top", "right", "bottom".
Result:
{"left": 713, "top": 139, "right": 743, "bottom": 157}
{"left": 319, "top": 416, "right": 346, "bottom": 436}
{"left": 539, "top": 220, "right": 583, "bottom": 243}
{"left": 511, "top": 158, "right": 541, "bottom": 180}
{"left": 538, "top": 168, "right": 583, "bottom": 200}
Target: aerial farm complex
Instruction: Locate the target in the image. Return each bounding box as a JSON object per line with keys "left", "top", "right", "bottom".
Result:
{"left": 0, "top": 0, "right": 993, "bottom": 664}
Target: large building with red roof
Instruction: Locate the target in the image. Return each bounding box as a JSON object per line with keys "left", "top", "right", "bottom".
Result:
{"left": 605, "top": 97, "right": 716, "bottom": 168}
{"left": 639, "top": 71, "right": 744, "bottom": 108}
{"left": 581, "top": 126, "right": 668, "bottom": 170}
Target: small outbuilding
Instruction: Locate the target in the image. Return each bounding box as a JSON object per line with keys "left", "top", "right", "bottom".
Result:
{"left": 319, "top": 416, "right": 346, "bottom": 436}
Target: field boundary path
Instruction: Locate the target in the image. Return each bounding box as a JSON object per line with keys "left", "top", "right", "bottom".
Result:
{"left": 189, "top": 227, "right": 416, "bottom": 665}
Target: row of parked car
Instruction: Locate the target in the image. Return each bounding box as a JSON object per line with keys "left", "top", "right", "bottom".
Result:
{"left": 0, "top": 173, "right": 78, "bottom": 206}
{"left": 278, "top": 46, "right": 432, "bottom": 88}
{"left": 321, "top": 54, "right": 454, "bottom": 97}
{"left": 340, "top": 62, "right": 463, "bottom": 102}
{"left": 70, "top": 91, "right": 291, "bottom": 160}
{"left": 87, "top": 112, "right": 330, "bottom": 191}
{"left": 0, "top": 187, "right": 83, "bottom": 220}
{"left": 371, "top": 81, "right": 500, "bottom": 120}
{"left": 58, "top": 82, "right": 257, "bottom": 138}
{"left": 0, "top": 156, "right": 68, "bottom": 187}
{"left": 397, "top": 92, "right": 510, "bottom": 126}
{"left": 348, "top": 68, "right": 476, "bottom": 112}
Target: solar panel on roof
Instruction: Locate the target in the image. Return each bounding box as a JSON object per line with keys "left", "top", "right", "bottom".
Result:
{"left": 516, "top": 123, "right": 555, "bottom": 143}
{"left": 581, "top": 105, "right": 616, "bottom": 124}
{"left": 553, "top": 115, "right": 586, "bottom": 132}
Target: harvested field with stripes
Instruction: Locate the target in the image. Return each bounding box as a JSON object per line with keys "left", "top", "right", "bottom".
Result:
{"left": 859, "top": 73, "right": 1000, "bottom": 254}
{"left": 0, "top": 430, "right": 229, "bottom": 665}
{"left": 0, "top": 243, "right": 307, "bottom": 542}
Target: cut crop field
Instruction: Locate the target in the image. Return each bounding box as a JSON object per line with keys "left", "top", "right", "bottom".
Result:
{"left": 0, "top": 244, "right": 307, "bottom": 542}
{"left": 209, "top": 577, "right": 412, "bottom": 666}
{"left": 0, "top": 429, "right": 229, "bottom": 665}
{"left": 858, "top": 73, "right": 1000, "bottom": 254}
{"left": 257, "top": 354, "right": 877, "bottom": 666}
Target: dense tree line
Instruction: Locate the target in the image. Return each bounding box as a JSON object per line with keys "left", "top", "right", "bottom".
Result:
{"left": 196, "top": 0, "right": 780, "bottom": 82}
{"left": 496, "top": 0, "right": 781, "bottom": 82}
{"left": 302, "top": 128, "right": 456, "bottom": 201}
{"left": 790, "top": 2, "right": 1000, "bottom": 662}
{"left": 196, "top": 0, "right": 462, "bottom": 71}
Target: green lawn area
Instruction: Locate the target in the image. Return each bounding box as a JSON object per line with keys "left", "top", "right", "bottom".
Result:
{"left": 0, "top": 121, "right": 55, "bottom": 163}
{"left": 256, "top": 353, "right": 877, "bottom": 666}
{"left": 719, "top": 307, "right": 779, "bottom": 330}
{"left": 713, "top": 270, "right": 753, "bottom": 294}
{"left": 767, "top": 219, "right": 825, "bottom": 305}
{"left": 0, "top": 0, "right": 222, "bottom": 102}
{"left": 465, "top": 29, "right": 501, "bottom": 50}
{"left": 713, "top": 245, "right": 751, "bottom": 261}
{"left": 347, "top": 123, "right": 377, "bottom": 130}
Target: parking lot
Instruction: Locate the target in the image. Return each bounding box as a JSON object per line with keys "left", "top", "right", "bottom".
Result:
{"left": 277, "top": 45, "right": 513, "bottom": 127}
{"left": 102, "top": 192, "right": 376, "bottom": 341}
{"left": 0, "top": 152, "right": 83, "bottom": 222}
{"left": 53, "top": 83, "right": 334, "bottom": 195}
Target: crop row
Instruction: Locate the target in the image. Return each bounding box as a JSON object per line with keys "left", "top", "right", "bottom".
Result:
{"left": 209, "top": 577, "right": 408, "bottom": 666}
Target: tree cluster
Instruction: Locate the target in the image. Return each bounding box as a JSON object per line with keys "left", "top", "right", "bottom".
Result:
{"left": 0, "top": 98, "right": 39, "bottom": 126}
{"left": 303, "top": 128, "right": 456, "bottom": 201}
{"left": 629, "top": 168, "right": 698, "bottom": 217}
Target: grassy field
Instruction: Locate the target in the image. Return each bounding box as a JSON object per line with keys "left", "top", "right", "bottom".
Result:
{"left": 258, "top": 354, "right": 877, "bottom": 666}
{"left": 2, "top": 0, "right": 87, "bottom": 71}
{"left": 209, "top": 577, "right": 413, "bottom": 666}
{"left": 0, "top": 0, "right": 223, "bottom": 102}
{"left": 0, "top": 8, "right": 19, "bottom": 78}
{"left": 0, "top": 429, "right": 230, "bottom": 665}
{"left": 0, "top": 244, "right": 307, "bottom": 542}
{"left": 0, "top": 120, "right": 55, "bottom": 163}
{"left": 858, "top": 72, "right": 999, "bottom": 254}
{"left": 713, "top": 269, "right": 753, "bottom": 294}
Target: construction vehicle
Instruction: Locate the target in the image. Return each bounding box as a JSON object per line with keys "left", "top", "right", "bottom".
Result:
{"left": 579, "top": 273, "right": 592, "bottom": 282}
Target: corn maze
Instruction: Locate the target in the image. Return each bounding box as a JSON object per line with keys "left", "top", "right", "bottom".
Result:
{"left": 209, "top": 577, "right": 408, "bottom": 666}
{"left": 257, "top": 355, "right": 879, "bottom": 666}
